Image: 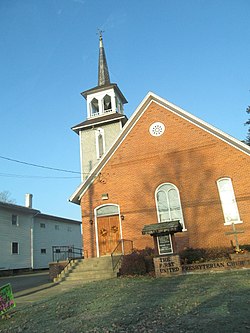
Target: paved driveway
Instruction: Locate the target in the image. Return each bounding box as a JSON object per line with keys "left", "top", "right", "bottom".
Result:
{"left": 0, "top": 271, "right": 51, "bottom": 293}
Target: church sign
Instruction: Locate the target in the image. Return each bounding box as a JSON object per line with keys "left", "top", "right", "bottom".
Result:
{"left": 0, "top": 284, "right": 16, "bottom": 315}
{"left": 154, "top": 254, "right": 250, "bottom": 278}
{"left": 157, "top": 235, "right": 172, "bottom": 255}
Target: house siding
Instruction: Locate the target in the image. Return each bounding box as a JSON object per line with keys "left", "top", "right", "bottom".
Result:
{"left": 0, "top": 204, "right": 82, "bottom": 271}
{"left": 33, "top": 217, "right": 82, "bottom": 269}
{"left": 0, "top": 209, "right": 32, "bottom": 270}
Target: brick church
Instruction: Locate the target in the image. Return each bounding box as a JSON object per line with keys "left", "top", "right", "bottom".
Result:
{"left": 70, "top": 34, "right": 250, "bottom": 258}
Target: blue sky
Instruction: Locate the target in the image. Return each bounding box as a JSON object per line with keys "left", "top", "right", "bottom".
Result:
{"left": 0, "top": 0, "right": 249, "bottom": 220}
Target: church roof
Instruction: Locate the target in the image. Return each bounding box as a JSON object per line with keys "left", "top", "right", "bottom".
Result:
{"left": 80, "top": 33, "right": 127, "bottom": 104}
{"left": 69, "top": 92, "right": 250, "bottom": 205}
{"left": 98, "top": 34, "right": 110, "bottom": 86}
{"left": 71, "top": 113, "right": 128, "bottom": 134}
{"left": 81, "top": 83, "right": 128, "bottom": 104}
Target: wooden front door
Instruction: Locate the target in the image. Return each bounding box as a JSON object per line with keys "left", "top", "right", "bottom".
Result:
{"left": 97, "top": 215, "right": 121, "bottom": 256}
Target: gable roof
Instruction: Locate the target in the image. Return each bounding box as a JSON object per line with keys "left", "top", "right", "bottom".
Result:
{"left": 69, "top": 91, "right": 250, "bottom": 205}
{"left": 0, "top": 201, "right": 81, "bottom": 224}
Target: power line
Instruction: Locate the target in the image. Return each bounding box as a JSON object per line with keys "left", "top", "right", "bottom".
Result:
{"left": 0, "top": 155, "right": 83, "bottom": 175}
{"left": 0, "top": 172, "right": 80, "bottom": 179}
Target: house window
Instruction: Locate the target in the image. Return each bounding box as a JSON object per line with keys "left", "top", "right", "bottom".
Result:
{"left": 67, "top": 226, "right": 72, "bottom": 232}
{"left": 155, "top": 183, "right": 185, "bottom": 229}
{"left": 41, "top": 249, "right": 46, "bottom": 254}
{"left": 40, "top": 223, "right": 46, "bottom": 228}
{"left": 55, "top": 225, "right": 60, "bottom": 230}
{"left": 217, "top": 178, "right": 241, "bottom": 224}
{"left": 96, "top": 128, "right": 105, "bottom": 159}
{"left": 12, "top": 242, "right": 19, "bottom": 254}
{"left": 12, "top": 214, "right": 18, "bottom": 226}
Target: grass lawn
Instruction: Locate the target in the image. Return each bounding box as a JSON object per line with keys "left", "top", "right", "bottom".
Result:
{"left": 0, "top": 270, "right": 249, "bottom": 333}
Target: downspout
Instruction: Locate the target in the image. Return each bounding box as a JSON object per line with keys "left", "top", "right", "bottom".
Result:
{"left": 31, "top": 211, "right": 40, "bottom": 269}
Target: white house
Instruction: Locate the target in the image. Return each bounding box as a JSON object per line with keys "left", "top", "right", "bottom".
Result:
{"left": 0, "top": 194, "right": 82, "bottom": 272}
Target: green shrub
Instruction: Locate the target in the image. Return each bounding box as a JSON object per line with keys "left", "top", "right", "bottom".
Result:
{"left": 179, "top": 247, "right": 234, "bottom": 264}
{"left": 241, "top": 244, "right": 250, "bottom": 252}
{"left": 120, "top": 247, "right": 155, "bottom": 276}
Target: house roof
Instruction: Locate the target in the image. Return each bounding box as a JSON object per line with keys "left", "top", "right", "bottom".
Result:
{"left": 0, "top": 201, "right": 39, "bottom": 214}
{"left": 72, "top": 113, "right": 128, "bottom": 134}
{"left": 69, "top": 91, "right": 250, "bottom": 205}
{"left": 36, "top": 213, "right": 81, "bottom": 224}
{"left": 0, "top": 201, "right": 81, "bottom": 224}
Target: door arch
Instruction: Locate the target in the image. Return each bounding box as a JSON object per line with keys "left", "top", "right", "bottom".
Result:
{"left": 94, "top": 204, "right": 122, "bottom": 257}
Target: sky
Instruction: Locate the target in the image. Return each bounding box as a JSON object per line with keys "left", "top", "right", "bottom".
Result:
{"left": 0, "top": 0, "right": 249, "bottom": 221}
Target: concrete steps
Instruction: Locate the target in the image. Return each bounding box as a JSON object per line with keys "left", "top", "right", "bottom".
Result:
{"left": 54, "top": 256, "right": 120, "bottom": 285}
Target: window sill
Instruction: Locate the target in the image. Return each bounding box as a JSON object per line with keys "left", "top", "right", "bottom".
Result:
{"left": 224, "top": 221, "right": 243, "bottom": 226}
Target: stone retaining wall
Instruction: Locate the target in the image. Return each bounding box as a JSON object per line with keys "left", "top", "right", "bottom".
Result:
{"left": 154, "top": 253, "right": 250, "bottom": 277}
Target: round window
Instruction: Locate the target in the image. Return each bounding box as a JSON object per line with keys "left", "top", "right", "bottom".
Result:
{"left": 149, "top": 122, "right": 165, "bottom": 137}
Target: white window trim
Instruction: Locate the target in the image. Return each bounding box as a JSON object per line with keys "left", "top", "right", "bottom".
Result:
{"left": 155, "top": 183, "right": 187, "bottom": 231}
{"left": 12, "top": 214, "right": 19, "bottom": 226}
{"left": 94, "top": 204, "right": 122, "bottom": 258}
{"left": 95, "top": 128, "right": 105, "bottom": 159}
{"left": 217, "top": 177, "right": 242, "bottom": 225}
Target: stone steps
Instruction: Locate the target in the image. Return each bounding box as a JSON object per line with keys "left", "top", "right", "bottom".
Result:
{"left": 54, "top": 256, "right": 120, "bottom": 285}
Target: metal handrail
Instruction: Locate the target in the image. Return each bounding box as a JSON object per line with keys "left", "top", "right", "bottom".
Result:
{"left": 52, "top": 246, "right": 83, "bottom": 262}
{"left": 111, "top": 239, "right": 133, "bottom": 271}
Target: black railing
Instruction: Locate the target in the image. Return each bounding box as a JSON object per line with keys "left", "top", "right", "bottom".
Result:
{"left": 111, "top": 239, "right": 133, "bottom": 271}
{"left": 52, "top": 246, "right": 83, "bottom": 262}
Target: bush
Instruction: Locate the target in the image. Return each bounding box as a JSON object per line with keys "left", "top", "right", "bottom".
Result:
{"left": 241, "top": 244, "right": 250, "bottom": 252}
{"left": 119, "top": 247, "right": 155, "bottom": 276}
{"left": 179, "top": 247, "right": 234, "bottom": 264}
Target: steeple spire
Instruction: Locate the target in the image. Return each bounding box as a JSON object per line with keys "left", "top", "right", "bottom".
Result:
{"left": 98, "top": 30, "right": 110, "bottom": 86}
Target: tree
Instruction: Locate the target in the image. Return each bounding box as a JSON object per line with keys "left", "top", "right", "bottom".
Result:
{"left": 245, "top": 105, "right": 250, "bottom": 145}
{"left": 0, "top": 191, "right": 16, "bottom": 204}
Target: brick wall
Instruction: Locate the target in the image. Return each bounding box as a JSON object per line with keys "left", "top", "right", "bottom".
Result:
{"left": 80, "top": 102, "right": 250, "bottom": 257}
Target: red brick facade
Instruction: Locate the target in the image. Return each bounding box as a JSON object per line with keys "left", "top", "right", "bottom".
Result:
{"left": 78, "top": 97, "right": 250, "bottom": 258}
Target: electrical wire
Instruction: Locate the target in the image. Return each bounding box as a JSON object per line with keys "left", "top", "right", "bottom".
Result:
{"left": 0, "top": 155, "right": 83, "bottom": 175}
{"left": 0, "top": 172, "right": 80, "bottom": 179}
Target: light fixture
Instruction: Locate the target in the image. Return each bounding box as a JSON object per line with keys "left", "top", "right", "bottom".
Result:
{"left": 121, "top": 215, "right": 125, "bottom": 221}
{"left": 101, "top": 193, "right": 109, "bottom": 200}
{"left": 89, "top": 219, "right": 93, "bottom": 225}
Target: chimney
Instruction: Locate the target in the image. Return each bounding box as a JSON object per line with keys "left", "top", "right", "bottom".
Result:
{"left": 25, "top": 193, "right": 33, "bottom": 208}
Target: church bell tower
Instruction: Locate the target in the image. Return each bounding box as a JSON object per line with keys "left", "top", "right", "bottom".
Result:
{"left": 72, "top": 32, "right": 128, "bottom": 180}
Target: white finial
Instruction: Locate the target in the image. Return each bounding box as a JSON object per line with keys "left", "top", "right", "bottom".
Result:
{"left": 97, "top": 29, "right": 104, "bottom": 47}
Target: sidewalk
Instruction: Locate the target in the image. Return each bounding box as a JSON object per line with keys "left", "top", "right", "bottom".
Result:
{"left": 14, "top": 280, "right": 81, "bottom": 308}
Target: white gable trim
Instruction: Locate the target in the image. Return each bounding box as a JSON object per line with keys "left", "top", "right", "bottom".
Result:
{"left": 70, "top": 92, "right": 250, "bottom": 204}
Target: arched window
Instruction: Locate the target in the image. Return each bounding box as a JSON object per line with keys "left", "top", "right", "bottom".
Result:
{"left": 103, "top": 94, "right": 112, "bottom": 113}
{"left": 217, "top": 178, "right": 241, "bottom": 224}
{"left": 90, "top": 98, "right": 99, "bottom": 116}
{"left": 96, "top": 204, "right": 119, "bottom": 217}
{"left": 96, "top": 128, "right": 105, "bottom": 159}
{"left": 155, "top": 183, "right": 185, "bottom": 229}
